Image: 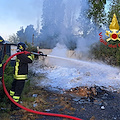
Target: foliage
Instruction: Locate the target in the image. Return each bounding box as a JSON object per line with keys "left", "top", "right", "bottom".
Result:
{"left": 0, "top": 55, "right": 32, "bottom": 111}
{"left": 25, "top": 41, "right": 37, "bottom": 52}
{"left": 0, "top": 48, "right": 43, "bottom": 117}
{"left": 0, "top": 55, "right": 14, "bottom": 106}
{"left": 107, "top": 0, "right": 120, "bottom": 26}
{"left": 16, "top": 27, "right": 26, "bottom": 42}
{"left": 87, "top": 0, "right": 107, "bottom": 27}
{"left": 9, "top": 25, "right": 38, "bottom": 46}
{"left": 24, "top": 25, "right": 38, "bottom": 44}
{"left": 8, "top": 34, "right": 19, "bottom": 44}
{"left": 90, "top": 40, "right": 120, "bottom": 66}
{"left": 40, "top": 0, "right": 65, "bottom": 49}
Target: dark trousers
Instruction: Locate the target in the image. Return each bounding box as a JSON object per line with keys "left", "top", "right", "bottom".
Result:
{"left": 10, "top": 79, "right": 25, "bottom": 102}
{"left": 10, "top": 79, "right": 25, "bottom": 110}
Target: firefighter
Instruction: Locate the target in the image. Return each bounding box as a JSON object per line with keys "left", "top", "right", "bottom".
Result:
{"left": 0, "top": 36, "right": 5, "bottom": 81}
{"left": 10, "top": 42, "right": 35, "bottom": 111}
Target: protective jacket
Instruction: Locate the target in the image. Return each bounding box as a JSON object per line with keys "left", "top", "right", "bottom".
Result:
{"left": 0, "top": 63, "right": 2, "bottom": 80}
{"left": 14, "top": 53, "right": 34, "bottom": 80}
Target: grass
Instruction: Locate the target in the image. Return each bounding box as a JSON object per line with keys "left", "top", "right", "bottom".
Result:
{"left": 0, "top": 82, "right": 77, "bottom": 120}
{"left": 0, "top": 113, "right": 11, "bottom": 120}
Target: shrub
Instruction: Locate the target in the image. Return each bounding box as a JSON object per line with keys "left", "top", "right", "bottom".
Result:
{"left": 0, "top": 54, "right": 32, "bottom": 110}
{"left": 90, "top": 40, "right": 120, "bottom": 66}
{"left": 0, "top": 55, "right": 14, "bottom": 108}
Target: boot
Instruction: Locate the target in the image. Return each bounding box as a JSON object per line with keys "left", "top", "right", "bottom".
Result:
{"left": 10, "top": 102, "right": 21, "bottom": 111}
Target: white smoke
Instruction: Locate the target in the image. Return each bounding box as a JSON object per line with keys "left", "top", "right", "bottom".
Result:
{"left": 55, "top": 0, "right": 105, "bottom": 59}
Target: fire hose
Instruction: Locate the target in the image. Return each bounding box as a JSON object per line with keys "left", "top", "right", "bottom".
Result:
{"left": 2, "top": 51, "right": 83, "bottom": 120}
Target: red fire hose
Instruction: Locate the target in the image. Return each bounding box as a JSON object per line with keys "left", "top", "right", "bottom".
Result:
{"left": 2, "top": 51, "right": 83, "bottom": 120}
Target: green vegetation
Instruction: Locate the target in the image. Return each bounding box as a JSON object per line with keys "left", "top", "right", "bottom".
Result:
{"left": 90, "top": 40, "right": 120, "bottom": 66}
{"left": 88, "top": 0, "right": 106, "bottom": 26}
{"left": 0, "top": 55, "right": 32, "bottom": 112}
{"left": 0, "top": 41, "right": 38, "bottom": 109}
{"left": 107, "top": 0, "right": 120, "bottom": 26}
{"left": 25, "top": 41, "right": 37, "bottom": 52}
{"left": 0, "top": 55, "right": 14, "bottom": 107}
{"left": 89, "top": 0, "right": 120, "bottom": 66}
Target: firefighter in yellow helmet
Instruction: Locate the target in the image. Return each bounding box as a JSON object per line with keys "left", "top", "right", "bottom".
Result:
{"left": 10, "top": 42, "right": 34, "bottom": 111}
{"left": 0, "top": 36, "right": 5, "bottom": 81}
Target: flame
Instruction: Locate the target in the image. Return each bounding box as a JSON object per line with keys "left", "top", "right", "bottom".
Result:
{"left": 109, "top": 13, "right": 119, "bottom": 31}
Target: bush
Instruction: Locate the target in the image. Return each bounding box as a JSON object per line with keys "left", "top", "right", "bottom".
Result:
{"left": 0, "top": 54, "right": 32, "bottom": 110}
{"left": 25, "top": 41, "right": 37, "bottom": 52}
{"left": 90, "top": 40, "right": 120, "bottom": 66}
{"left": 0, "top": 55, "right": 14, "bottom": 107}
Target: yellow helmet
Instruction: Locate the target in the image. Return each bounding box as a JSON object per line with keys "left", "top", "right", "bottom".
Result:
{"left": 17, "top": 42, "right": 27, "bottom": 52}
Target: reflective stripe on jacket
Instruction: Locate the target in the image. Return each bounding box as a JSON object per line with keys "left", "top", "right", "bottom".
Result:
{"left": 0, "top": 63, "right": 3, "bottom": 79}
{"left": 14, "top": 53, "right": 34, "bottom": 80}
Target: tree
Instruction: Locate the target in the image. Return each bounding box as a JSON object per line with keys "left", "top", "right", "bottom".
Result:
{"left": 107, "top": 0, "right": 120, "bottom": 26}
{"left": 87, "top": 0, "right": 106, "bottom": 27}
{"left": 40, "top": 0, "right": 80, "bottom": 49}
{"left": 8, "top": 34, "right": 19, "bottom": 44}
{"left": 16, "top": 27, "right": 26, "bottom": 42}
{"left": 40, "top": 0, "right": 65, "bottom": 48}
{"left": 62, "top": 0, "right": 80, "bottom": 50}
{"left": 16, "top": 25, "right": 38, "bottom": 46}
{"left": 24, "top": 25, "right": 37, "bottom": 44}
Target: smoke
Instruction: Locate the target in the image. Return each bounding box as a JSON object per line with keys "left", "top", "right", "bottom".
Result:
{"left": 48, "top": 43, "right": 69, "bottom": 67}
{"left": 40, "top": 0, "right": 106, "bottom": 61}
{"left": 50, "top": 43, "right": 67, "bottom": 57}
{"left": 54, "top": 0, "right": 104, "bottom": 60}
{"left": 72, "top": 0, "right": 103, "bottom": 59}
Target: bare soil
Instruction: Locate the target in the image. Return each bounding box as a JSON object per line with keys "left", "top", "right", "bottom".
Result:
{"left": 9, "top": 86, "right": 120, "bottom": 120}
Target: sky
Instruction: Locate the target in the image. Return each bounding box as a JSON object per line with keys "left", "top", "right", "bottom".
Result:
{"left": 0, "top": 0, "right": 111, "bottom": 41}
{"left": 0, "top": 0, "right": 43, "bottom": 40}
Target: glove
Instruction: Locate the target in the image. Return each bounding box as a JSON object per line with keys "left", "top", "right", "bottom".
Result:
{"left": 38, "top": 51, "right": 47, "bottom": 57}
{"left": 38, "top": 51, "right": 44, "bottom": 55}
{"left": 31, "top": 54, "right": 35, "bottom": 59}
{"left": 0, "top": 63, "right": 3, "bottom": 81}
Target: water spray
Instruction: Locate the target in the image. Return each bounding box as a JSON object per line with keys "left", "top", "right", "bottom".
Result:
{"left": 47, "top": 54, "right": 115, "bottom": 71}
{"left": 47, "top": 54, "right": 99, "bottom": 68}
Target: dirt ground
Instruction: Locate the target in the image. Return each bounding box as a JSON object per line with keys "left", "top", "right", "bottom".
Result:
{"left": 9, "top": 86, "right": 120, "bottom": 120}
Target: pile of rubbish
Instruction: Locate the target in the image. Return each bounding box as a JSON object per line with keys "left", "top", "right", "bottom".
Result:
{"left": 66, "top": 86, "right": 115, "bottom": 107}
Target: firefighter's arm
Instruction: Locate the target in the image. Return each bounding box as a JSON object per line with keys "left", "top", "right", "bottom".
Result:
{"left": 28, "top": 54, "right": 34, "bottom": 61}
{"left": 17, "top": 54, "right": 34, "bottom": 63}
